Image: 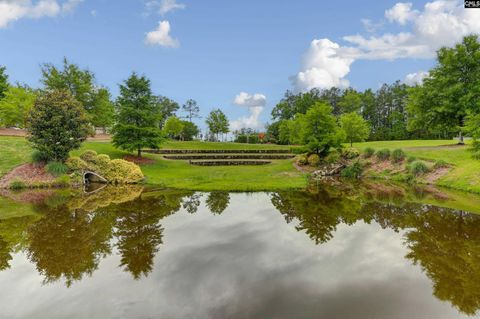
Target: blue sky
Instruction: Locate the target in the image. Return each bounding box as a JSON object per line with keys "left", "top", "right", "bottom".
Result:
{"left": 0, "top": 0, "right": 478, "bottom": 131}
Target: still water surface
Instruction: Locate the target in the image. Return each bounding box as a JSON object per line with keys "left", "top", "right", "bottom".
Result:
{"left": 1, "top": 182, "right": 480, "bottom": 318}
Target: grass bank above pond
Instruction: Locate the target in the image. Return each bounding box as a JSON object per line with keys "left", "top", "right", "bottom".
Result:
{"left": 2, "top": 136, "right": 480, "bottom": 193}
{"left": 353, "top": 139, "right": 480, "bottom": 194}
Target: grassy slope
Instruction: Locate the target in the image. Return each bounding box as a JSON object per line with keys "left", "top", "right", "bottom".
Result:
{"left": 353, "top": 139, "right": 480, "bottom": 193}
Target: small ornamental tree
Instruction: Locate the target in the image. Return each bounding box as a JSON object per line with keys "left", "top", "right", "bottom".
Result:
{"left": 181, "top": 120, "right": 200, "bottom": 141}
{"left": 163, "top": 116, "right": 184, "bottom": 140}
{"left": 340, "top": 112, "right": 370, "bottom": 147}
{"left": 112, "top": 73, "right": 163, "bottom": 157}
{"left": 26, "top": 90, "right": 91, "bottom": 162}
{"left": 206, "top": 109, "right": 229, "bottom": 141}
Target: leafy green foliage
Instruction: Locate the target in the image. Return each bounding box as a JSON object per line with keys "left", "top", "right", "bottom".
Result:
{"left": 376, "top": 148, "right": 391, "bottom": 161}
{"left": 392, "top": 149, "right": 406, "bottom": 163}
{"left": 26, "top": 90, "right": 91, "bottom": 162}
{"left": 90, "top": 88, "right": 114, "bottom": 128}
{"left": 9, "top": 180, "right": 26, "bottom": 190}
{"left": 163, "top": 116, "right": 184, "bottom": 139}
{"left": 338, "top": 88, "right": 362, "bottom": 114}
{"left": 340, "top": 162, "right": 363, "bottom": 178}
{"left": 65, "top": 156, "right": 88, "bottom": 171}
{"left": 155, "top": 96, "right": 179, "bottom": 128}
{"left": 465, "top": 113, "right": 480, "bottom": 157}
{"left": 112, "top": 73, "right": 163, "bottom": 157}
{"left": 299, "top": 102, "right": 345, "bottom": 156}
{"left": 341, "top": 148, "right": 360, "bottom": 159}
{"left": 296, "top": 154, "right": 308, "bottom": 165}
{"left": 340, "top": 112, "right": 370, "bottom": 146}
{"left": 407, "top": 35, "right": 480, "bottom": 142}
{"left": 206, "top": 109, "right": 229, "bottom": 141}
{"left": 0, "top": 65, "right": 8, "bottom": 99}
{"left": 46, "top": 161, "right": 68, "bottom": 177}
{"left": 409, "top": 161, "right": 430, "bottom": 176}
{"left": 0, "top": 86, "right": 36, "bottom": 128}
{"left": 31, "top": 150, "right": 49, "bottom": 163}
{"left": 180, "top": 121, "right": 199, "bottom": 141}
{"left": 363, "top": 147, "right": 375, "bottom": 158}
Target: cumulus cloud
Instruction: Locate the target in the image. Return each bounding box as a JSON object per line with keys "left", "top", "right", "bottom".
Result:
{"left": 293, "top": 0, "right": 480, "bottom": 91}
{"left": 145, "top": 20, "right": 179, "bottom": 47}
{"left": 0, "top": 0, "right": 82, "bottom": 28}
{"left": 230, "top": 92, "right": 267, "bottom": 131}
{"left": 385, "top": 2, "right": 418, "bottom": 25}
{"left": 404, "top": 71, "right": 429, "bottom": 86}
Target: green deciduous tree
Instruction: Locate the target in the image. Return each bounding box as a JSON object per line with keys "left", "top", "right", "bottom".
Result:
{"left": 340, "top": 112, "right": 370, "bottom": 147}
{"left": 339, "top": 88, "right": 362, "bottom": 114}
{"left": 0, "top": 86, "right": 37, "bottom": 128}
{"left": 155, "top": 96, "right": 179, "bottom": 129}
{"left": 0, "top": 66, "right": 8, "bottom": 99}
{"left": 90, "top": 88, "right": 115, "bottom": 129}
{"left": 26, "top": 90, "right": 91, "bottom": 162}
{"left": 206, "top": 109, "right": 229, "bottom": 141}
{"left": 181, "top": 120, "right": 200, "bottom": 141}
{"left": 408, "top": 35, "right": 480, "bottom": 144}
{"left": 182, "top": 99, "right": 200, "bottom": 122}
{"left": 298, "top": 102, "right": 345, "bottom": 155}
{"left": 41, "top": 58, "right": 95, "bottom": 112}
{"left": 112, "top": 73, "right": 163, "bottom": 157}
{"left": 163, "top": 116, "right": 184, "bottom": 139}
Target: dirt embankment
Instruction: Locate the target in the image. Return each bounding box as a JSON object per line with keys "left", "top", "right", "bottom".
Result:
{"left": 0, "top": 163, "right": 55, "bottom": 189}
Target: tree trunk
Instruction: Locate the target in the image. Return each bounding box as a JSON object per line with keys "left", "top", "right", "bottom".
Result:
{"left": 137, "top": 149, "right": 142, "bottom": 157}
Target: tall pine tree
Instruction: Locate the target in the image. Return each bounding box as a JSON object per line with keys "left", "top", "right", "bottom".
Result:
{"left": 112, "top": 73, "right": 163, "bottom": 157}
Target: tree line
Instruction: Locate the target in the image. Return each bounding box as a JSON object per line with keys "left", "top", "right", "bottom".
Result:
{"left": 267, "top": 35, "right": 480, "bottom": 158}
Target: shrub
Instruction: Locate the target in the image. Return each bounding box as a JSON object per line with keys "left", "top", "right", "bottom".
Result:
{"left": 26, "top": 89, "right": 91, "bottom": 162}
{"left": 363, "top": 147, "right": 375, "bottom": 158}
{"left": 409, "top": 161, "right": 430, "bottom": 176}
{"left": 376, "top": 148, "right": 391, "bottom": 161}
{"left": 342, "top": 148, "right": 360, "bottom": 159}
{"left": 307, "top": 154, "right": 321, "bottom": 166}
{"left": 407, "top": 156, "right": 417, "bottom": 163}
{"left": 324, "top": 150, "right": 340, "bottom": 164}
{"left": 103, "top": 159, "right": 144, "bottom": 184}
{"left": 340, "top": 162, "right": 363, "bottom": 178}
{"left": 94, "top": 154, "right": 111, "bottom": 173}
{"left": 296, "top": 154, "right": 308, "bottom": 165}
{"left": 9, "top": 180, "right": 26, "bottom": 190}
{"left": 46, "top": 161, "right": 68, "bottom": 177}
{"left": 434, "top": 160, "right": 448, "bottom": 169}
{"left": 31, "top": 150, "right": 49, "bottom": 163}
{"left": 65, "top": 156, "right": 88, "bottom": 171}
{"left": 391, "top": 149, "right": 406, "bottom": 163}
{"left": 80, "top": 150, "right": 98, "bottom": 163}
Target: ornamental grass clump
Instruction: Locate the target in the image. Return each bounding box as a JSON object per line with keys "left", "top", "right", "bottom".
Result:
{"left": 391, "top": 149, "right": 406, "bottom": 163}
{"left": 363, "top": 147, "right": 375, "bottom": 158}
{"left": 376, "top": 148, "right": 391, "bottom": 161}
{"left": 409, "top": 161, "right": 430, "bottom": 176}
{"left": 46, "top": 161, "right": 68, "bottom": 177}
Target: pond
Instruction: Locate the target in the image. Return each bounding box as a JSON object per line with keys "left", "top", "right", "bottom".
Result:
{"left": 1, "top": 181, "right": 480, "bottom": 318}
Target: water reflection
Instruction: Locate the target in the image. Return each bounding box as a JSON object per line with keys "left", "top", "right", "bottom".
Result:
{"left": 0, "top": 182, "right": 480, "bottom": 317}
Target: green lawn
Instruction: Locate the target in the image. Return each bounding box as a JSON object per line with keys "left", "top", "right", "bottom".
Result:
{"left": 0, "top": 136, "right": 32, "bottom": 177}
{"left": 2, "top": 136, "right": 480, "bottom": 193}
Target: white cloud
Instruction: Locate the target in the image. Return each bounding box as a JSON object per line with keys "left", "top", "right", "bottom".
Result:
{"left": 0, "top": 0, "right": 82, "bottom": 28}
{"left": 145, "top": 20, "right": 179, "bottom": 48}
{"left": 385, "top": 2, "right": 418, "bottom": 25}
{"left": 404, "top": 71, "right": 429, "bottom": 85}
{"left": 145, "top": 0, "right": 185, "bottom": 16}
{"left": 292, "top": 38, "right": 354, "bottom": 91}
{"left": 293, "top": 0, "right": 480, "bottom": 91}
{"left": 230, "top": 92, "right": 267, "bottom": 131}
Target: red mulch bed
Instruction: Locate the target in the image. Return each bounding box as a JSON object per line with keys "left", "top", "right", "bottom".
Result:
{"left": 123, "top": 155, "right": 155, "bottom": 165}
{"left": 0, "top": 163, "right": 56, "bottom": 189}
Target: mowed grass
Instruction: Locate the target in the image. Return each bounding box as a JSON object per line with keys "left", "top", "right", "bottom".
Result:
{"left": 0, "top": 136, "right": 32, "bottom": 177}
{"left": 354, "top": 139, "right": 480, "bottom": 194}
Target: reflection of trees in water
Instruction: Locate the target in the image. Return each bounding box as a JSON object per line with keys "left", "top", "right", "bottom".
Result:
{"left": 271, "top": 187, "right": 480, "bottom": 316}
{"left": 26, "top": 205, "right": 114, "bottom": 287}
{"left": 0, "top": 238, "right": 11, "bottom": 271}
{"left": 182, "top": 193, "right": 202, "bottom": 214}
{"left": 205, "top": 192, "right": 230, "bottom": 215}
{"left": 112, "top": 192, "right": 185, "bottom": 279}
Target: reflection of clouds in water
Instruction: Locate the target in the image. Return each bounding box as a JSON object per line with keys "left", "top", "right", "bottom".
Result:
{"left": 0, "top": 193, "right": 473, "bottom": 319}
